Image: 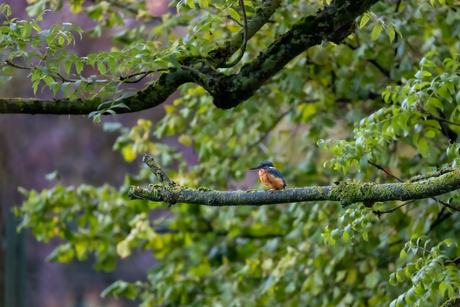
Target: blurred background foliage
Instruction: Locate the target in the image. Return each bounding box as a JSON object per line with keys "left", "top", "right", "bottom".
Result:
{"left": 1, "top": 0, "right": 460, "bottom": 306}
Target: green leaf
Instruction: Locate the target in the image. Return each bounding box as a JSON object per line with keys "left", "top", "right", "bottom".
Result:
{"left": 359, "top": 153, "right": 368, "bottom": 172}
{"left": 428, "top": 97, "right": 444, "bottom": 110}
{"left": 448, "top": 285, "right": 456, "bottom": 298}
{"left": 422, "top": 71, "right": 432, "bottom": 77}
{"left": 360, "top": 15, "right": 370, "bottom": 29}
{"left": 439, "top": 280, "right": 448, "bottom": 297}
{"left": 61, "top": 82, "right": 71, "bottom": 95}
{"left": 425, "top": 130, "right": 435, "bottom": 138}
{"left": 117, "top": 240, "right": 131, "bottom": 258}
{"left": 26, "top": 1, "right": 44, "bottom": 17}
{"left": 97, "top": 60, "right": 107, "bottom": 74}
{"left": 101, "top": 281, "right": 122, "bottom": 298}
{"left": 107, "top": 57, "right": 116, "bottom": 74}
{"left": 442, "top": 238, "right": 454, "bottom": 247}
{"left": 111, "top": 103, "right": 131, "bottom": 110}
{"left": 64, "top": 61, "right": 72, "bottom": 75}
{"left": 169, "top": 54, "right": 181, "bottom": 68}
{"left": 343, "top": 230, "right": 350, "bottom": 243}
{"left": 178, "top": 134, "right": 192, "bottom": 146}
{"left": 185, "top": 0, "right": 195, "bottom": 9}
{"left": 198, "top": 0, "right": 209, "bottom": 9}
{"left": 229, "top": 8, "right": 240, "bottom": 22}
{"left": 103, "top": 122, "right": 122, "bottom": 132}
{"left": 424, "top": 119, "right": 441, "bottom": 130}
{"left": 75, "top": 61, "right": 83, "bottom": 74}
{"left": 400, "top": 249, "right": 408, "bottom": 260}
{"left": 3, "top": 4, "right": 11, "bottom": 17}
{"left": 388, "top": 27, "right": 395, "bottom": 43}
{"left": 362, "top": 230, "right": 368, "bottom": 242}
{"left": 418, "top": 138, "right": 429, "bottom": 157}
{"left": 437, "top": 87, "right": 452, "bottom": 103}
{"left": 75, "top": 80, "right": 82, "bottom": 91}
{"left": 50, "top": 82, "right": 60, "bottom": 96}
{"left": 371, "top": 23, "right": 382, "bottom": 41}
{"left": 45, "top": 170, "right": 60, "bottom": 181}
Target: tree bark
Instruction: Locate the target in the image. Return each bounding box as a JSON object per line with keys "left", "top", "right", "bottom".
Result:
{"left": 129, "top": 156, "right": 460, "bottom": 208}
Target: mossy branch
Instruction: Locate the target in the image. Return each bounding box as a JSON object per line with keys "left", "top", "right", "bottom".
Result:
{"left": 140, "top": 155, "right": 177, "bottom": 207}
{"left": 439, "top": 296, "right": 460, "bottom": 307}
{"left": 129, "top": 156, "right": 460, "bottom": 207}
{"left": 142, "top": 155, "right": 174, "bottom": 187}
{"left": 0, "top": 0, "right": 378, "bottom": 115}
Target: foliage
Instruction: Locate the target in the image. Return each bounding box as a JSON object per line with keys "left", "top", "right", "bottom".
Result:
{"left": 2, "top": 0, "right": 460, "bottom": 306}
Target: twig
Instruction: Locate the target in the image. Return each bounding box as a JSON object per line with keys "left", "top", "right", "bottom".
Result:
{"left": 197, "top": 215, "right": 214, "bottom": 232}
{"left": 221, "top": 0, "right": 248, "bottom": 68}
{"left": 227, "top": 15, "right": 243, "bottom": 27}
{"left": 142, "top": 155, "right": 177, "bottom": 207}
{"left": 394, "top": 0, "right": 402, "bottom": 13}
{"left": 143, "top": 155, "right": 174, "bottom": 187}
{"left": 368, "top": 161, "right": 403, "bottom": 182}
{"left": 345, "top": 44, "right": 391, "bottom": 79}
{"left": 119, "top": 69, "right": 167, "bottom": 82}
{"left": 453, "top": 256, "right": 460, "bottom": 265}
{"left": 389, "top": 239, "right": 403, "bottom": 247}
{"left": 4, "top": 60, "right": 31, "bottom": 70}
{"left": 438, "top": 200, "right": 460, "bottom": 213}
{"left": 120, "top": 70, "right": 157, "bottom": 84}
{"left": 372, "top": 200, "right": 414, "bottom": 219}
{"left": 56, "top": 73, "right": 75, "bottom": 83}
{"left": 425, "top": 112, "right": 460, "bottom": 128}
{"left": 428, "top": 207, "right": 450, "bottom": 233}
{"left": 369, "top": 161, "right": 460, "bottom": 212}
{"left": 409, "top": 168, "right": 454, "bottom": 183}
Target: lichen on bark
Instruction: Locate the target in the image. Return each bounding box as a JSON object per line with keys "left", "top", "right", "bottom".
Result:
{"left": 129, "top": 157, "right": 460, "bottom": 208}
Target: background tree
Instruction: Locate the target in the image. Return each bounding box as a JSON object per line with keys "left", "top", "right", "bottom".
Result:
{"left": 1, "top": 0, "right": 460, "bottom": 306}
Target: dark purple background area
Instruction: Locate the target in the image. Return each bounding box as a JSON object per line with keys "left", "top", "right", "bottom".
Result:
{"left": 0, "top": 1, "right": 175, "bottom": 306}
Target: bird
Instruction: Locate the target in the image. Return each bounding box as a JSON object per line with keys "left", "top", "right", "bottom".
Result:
{"left": 249, "top": 161, "right": 286, "bottom": 191}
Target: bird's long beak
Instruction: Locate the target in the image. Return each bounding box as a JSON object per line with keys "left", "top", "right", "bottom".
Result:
{"left": 249, "top": 165, "right": 261, "bottom": 170}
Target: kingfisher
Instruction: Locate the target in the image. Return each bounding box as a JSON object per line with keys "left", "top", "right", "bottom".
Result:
{"left": 249, "top": 161, "right": 286, "bottom": 191}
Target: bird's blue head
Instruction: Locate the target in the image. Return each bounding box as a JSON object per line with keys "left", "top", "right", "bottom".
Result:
{"left": 249, "top": 161, "right": 275, "bottom": 170}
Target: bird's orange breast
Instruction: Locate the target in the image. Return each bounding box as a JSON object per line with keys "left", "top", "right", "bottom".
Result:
{"left": 259, "top": 169, "right": 285, "bottom": 190}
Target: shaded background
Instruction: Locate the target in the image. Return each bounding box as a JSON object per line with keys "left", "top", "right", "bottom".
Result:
{"left": 0, "top": 1, "right": 183, "bottom": 306}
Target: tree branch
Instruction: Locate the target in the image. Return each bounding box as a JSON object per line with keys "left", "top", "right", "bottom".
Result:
{"left": 221, "top": 0, "right": 249, "bottom": 68}
{"left": 369, "top": 161, "right": 460, "bottom": 212}
{"left": 129, "top": 155, "right": 460, "bottom": 207}
{"left": 0, "top": 69, "right": 193, "bottom": 114}
{"left": 1, "top": 0, "right": 378, "bottom": 114}
{"left": 209, "top": 0, "right": 379, "bottom": 108}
